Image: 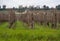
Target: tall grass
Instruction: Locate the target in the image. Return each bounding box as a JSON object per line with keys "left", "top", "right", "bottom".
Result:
{"left": 0, "top": 21, "right": 60, "bottom": 41}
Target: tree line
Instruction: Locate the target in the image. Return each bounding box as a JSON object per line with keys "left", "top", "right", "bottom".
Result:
{"left": 0, "top": 5, "right": 60, "bottom": 11}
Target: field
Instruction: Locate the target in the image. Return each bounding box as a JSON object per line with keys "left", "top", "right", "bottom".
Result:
{"left": 0, "top": 21, "right": 60, "bottom": 41}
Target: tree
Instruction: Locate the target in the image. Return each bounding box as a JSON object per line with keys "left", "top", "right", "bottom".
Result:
{"left": 13, "top": 7, "right": 16, "bottom": 10}
{"left": 0, "top": 5, "right": 1, "bottom": 10}
{"left": 19, "top": 5, "right": 23, "bottom": 9}
{"left": 0, "top": 6, "right": 1, "bottom": 9}
{"left": 35, "top": 5, "right": 40, "bottom": 10}
{"left": 56, "top": 5, "right": 60, "bottom": 10}
{"left": 19, "top": 5, "right": 24, "bottom": 12}
{"left": 46, "top": 6, "right": 50, "bottom": 10}
{"left": 0, "top": 6, "right": 1, "bottom": 11}
{"left": 23, "top": 6, "right": 28, "bottom": 11}
{"left": 50, "top": 7, "right": 54, "bottom": 10}
{"left": 3, "top": 5, "right": 6, "bottom": 9}
{"left": 24, "top": 6, "right": 28, "bottom": 10}
{"left": 43, "top": 5, "right": 50, "bottom": 10}
{"left": 29, "top": 5, "right": 34, "bottom": 10}
{"left": 43, "top": 5, "right": 46, "bottom": 10}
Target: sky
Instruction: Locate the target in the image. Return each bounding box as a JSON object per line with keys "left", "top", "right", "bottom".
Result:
{"left": 0, "top": 0, "right": 60, "bottom": 8}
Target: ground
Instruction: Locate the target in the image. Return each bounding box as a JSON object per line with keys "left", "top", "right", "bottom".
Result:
{"left": 0, "top": 21, "right": 60, "bottom": 41}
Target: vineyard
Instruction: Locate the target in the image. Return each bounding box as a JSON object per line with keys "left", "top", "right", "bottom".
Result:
{"left": 0, "top": 10, "right": 60, "bottom": 41}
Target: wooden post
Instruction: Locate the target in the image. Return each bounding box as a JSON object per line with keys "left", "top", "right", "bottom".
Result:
{"left": 54, "top": 10, "right": 57, "bottom": 28}
{"left": 31, "top": 13, "right": 34, "bottom": 29}
{"left": 9, "top": 9, "right": 16, "bottom": 29}
{"left": 51, "top": 10, "right": 57, "bottom": 28}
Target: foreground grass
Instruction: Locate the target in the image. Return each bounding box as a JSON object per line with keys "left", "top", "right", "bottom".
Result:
{"left": 0, "top": 21, "right": 60, "bottom": 41}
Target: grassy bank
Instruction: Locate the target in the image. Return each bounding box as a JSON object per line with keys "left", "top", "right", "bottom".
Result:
{"left": 0, "top": 21, "right": 60, "bottom": 41}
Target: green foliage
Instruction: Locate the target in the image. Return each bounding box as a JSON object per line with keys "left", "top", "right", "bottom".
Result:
{"left": 56, "top": 5, "right": 60, "bottom": 10}
{"left": 0, "top": 21, "right": 60, "bottom": 41}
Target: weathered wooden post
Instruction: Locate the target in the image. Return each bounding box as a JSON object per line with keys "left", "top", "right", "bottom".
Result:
{"left": 9, "top": 9, "right": 16, "bottom": 29}
{"left": 54, "top": 10, "right": 57, "bottom": 28}
{"left": 26, "top": 12, "right": 34, "bottom": 29}
{"left": 43, "top": 11, "right": 47, "bottom": 26}
{"left": 31, "top": 13, "right": 34, "bottom": 29}
{"left": 40, "top": 12, "right": 44, "bottom": 25}
{"left": 0, "top": 13, "right": 2, "bottom": 24}
{"left": 51, "top": 10, "right": 57, "bottom": 28}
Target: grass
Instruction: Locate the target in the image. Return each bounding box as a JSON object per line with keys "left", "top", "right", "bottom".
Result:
{"left": 0, "top": 21, "right": 60, "bottom": 41}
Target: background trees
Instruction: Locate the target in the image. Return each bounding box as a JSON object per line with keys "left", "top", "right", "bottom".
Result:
{"left": 3, "top": 5, "right": 6, "bottom": 9}
{"left": 0, "top": 4, "right": 60, "bottom": 10}
{"left": 0, "top": 6, "right": 1, "bottom": 9}
{"left": 56, "top": 5, "right": 60, "bottom": 10}
{"left": 43, "top": 5, "right": 50, "bottom": 10}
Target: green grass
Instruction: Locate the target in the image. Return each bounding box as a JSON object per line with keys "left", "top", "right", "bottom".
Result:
{"left": 0, "top": 21, "right": 60, "bottom": 41}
